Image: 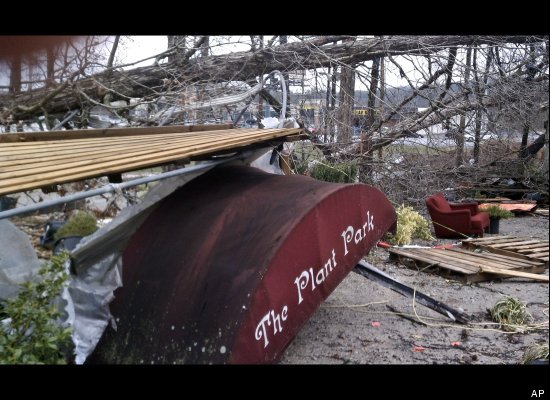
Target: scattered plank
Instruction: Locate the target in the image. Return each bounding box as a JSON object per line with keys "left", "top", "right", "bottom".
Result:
{"left": 479, "top": 202, "right": 537, "bottom": 213}
{"left": 473, "top": 197, "right": 511, "bottom": 203}
{"left": 462, "top": 236, "right": 549, "bottom": 267}
{"left": 479, "top": 266, "right": 549, "bottom": 282}
{"left": 388, "top": 246, "right": 545, "bottom": 283}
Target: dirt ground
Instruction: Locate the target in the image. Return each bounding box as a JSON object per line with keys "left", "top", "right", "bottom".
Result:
{"left": 280, "top": 213, "right": 549, "bottom": 365}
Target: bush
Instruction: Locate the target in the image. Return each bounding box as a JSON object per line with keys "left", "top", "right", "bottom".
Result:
{"left": 54, "top": 211, "right": 98, "bottom": 241}
{"left": 310, "top": 161, "right": 357, "bottom": 183}
{"left": 490, "top": 296, "right": 531, "bottom": 333}
{"left": 0, "top": 252, "right": 73, "bottom": 364}
{"left": 521, "top": 343, "right": 549, "bottom": 364}
{"left": 385, "top": 204, "right": 434, "bottom": 246}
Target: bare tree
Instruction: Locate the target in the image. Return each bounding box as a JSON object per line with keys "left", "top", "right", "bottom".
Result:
{"left": 1, "top": 35, "right": 548, "bottom": 205}
{"left": 9, "top": 54, "right": 21, "bottom": 94}
{"left": 336, "top": 62, "right": 355, "bottom": 143}
{"left": 455, "top": 46, "right": 472, "bottom": 167}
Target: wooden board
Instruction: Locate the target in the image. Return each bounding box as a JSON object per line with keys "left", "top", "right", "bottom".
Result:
{"left": 0, "top": 123, "right": 234, "bottom": 142}
{"left": 388, "top": 246, "right": 546, "bottom": 283}
{"left": 479, "top": 202, "right": 537, "bottom": 213}
{"left": 0, "top": 126, "right": 303, "bottom": 196}
{"left": 462, "top": 236, "right": 549, "bottom": 266}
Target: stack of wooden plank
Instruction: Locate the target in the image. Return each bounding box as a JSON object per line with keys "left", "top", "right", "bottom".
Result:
{"left": 388, "top": 245, "right": 547, "bottom": 283}
{"left": 461, "top": 236, "right": 549, "bottom": 267}
{"left": 0, "top": 125, "right": 304, "bottom": 196}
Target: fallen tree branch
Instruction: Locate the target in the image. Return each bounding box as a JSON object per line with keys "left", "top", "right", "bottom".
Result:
{"left": 1, "top": 35, "right": 540, "bottom": 120}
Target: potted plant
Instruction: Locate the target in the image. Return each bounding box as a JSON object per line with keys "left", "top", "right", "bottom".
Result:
{"left": 479, "top": 205, "right": 514, "bottom": 234}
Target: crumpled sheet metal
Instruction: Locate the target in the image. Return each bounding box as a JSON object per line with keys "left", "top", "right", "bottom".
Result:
{"left": 0, "top": 219, "right": 42, "bottom": 302}
{"left": 68, "top": 165, "right": 219, "bottom": 364}
{"left": 68, "top": 149, "right": 271, "bottom": 364}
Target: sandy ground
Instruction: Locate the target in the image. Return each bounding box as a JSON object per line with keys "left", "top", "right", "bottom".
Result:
{"left": 280, "top": 213, "right": 549, "bottom": 364}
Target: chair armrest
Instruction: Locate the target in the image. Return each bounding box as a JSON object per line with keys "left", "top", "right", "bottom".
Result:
{"left": 441, "top": 208, "right": 472, "bottom": 219}
{"left": 449, "top": 202, "right": 479, "bottom": 215}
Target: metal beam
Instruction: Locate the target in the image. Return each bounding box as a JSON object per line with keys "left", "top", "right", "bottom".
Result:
{"left": 353, "top": 260, "right": 469, "bottom": 324}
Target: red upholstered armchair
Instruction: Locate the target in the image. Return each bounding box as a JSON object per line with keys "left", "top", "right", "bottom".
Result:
{"left": 425, "top": 193, "right": 490, "bottom": 238}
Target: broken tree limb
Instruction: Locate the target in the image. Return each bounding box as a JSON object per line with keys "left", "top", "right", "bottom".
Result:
{"left": 353, "top": 260, "right": 470, "bottom": 324}
{"left": 0, "top": 36, "right": 539, "bottom": 120}
{"left": 479, "top": 266, "right": 549, "bottom": 282}
{"left": 363, "top": 79, "right": 548, "bottom": 154}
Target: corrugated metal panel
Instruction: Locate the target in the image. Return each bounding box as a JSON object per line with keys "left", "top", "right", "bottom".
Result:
{"left": 0, "top": 126, "right": 302, "bottom": 195}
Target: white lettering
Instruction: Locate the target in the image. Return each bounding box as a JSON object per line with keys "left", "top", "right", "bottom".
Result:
{"left": 315, "top": 267, "right": 325, "bottom": 285}
{"left": 294, "top": 271, "right": 309, "bottom": 304}
{"left": 254, "top": 305, "right": 288, "bottom": 349}
{"left": 367, "top": 210, "right": 374, "bottom": 231}
{"left": 354, "top": 228, "right": 363, "bottom": 244}
{"left": 341, "top": 226, "right": 353, "bottom": 255}
{"left": 308, "top": 268, "right": 316, "bottom": 290}
{"left": 340, "top": 211, "right": 376, "bottom": 256}
{"left": 255, "top": 312, "right": 272, "bottom": 348}
{"left": 293, "top": 249, "right": 338, "bottom": 305}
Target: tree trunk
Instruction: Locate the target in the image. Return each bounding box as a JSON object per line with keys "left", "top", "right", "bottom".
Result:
{"left": 455, "top": 46, "right": 472, "bottom": 167}
{"left": 378, "top": 56, "right": 385, "bottom": 159}
{"left": 103, "top": 35, "right": 120, "bottom": 105}
{"left": 279, "top": 35, "right": 291, "bottom": 117}
{"left": 201, "top": 36, "right": 210, "bottom": 57}
{"left": 9, "top": 54, "right": 21, "bottom": 94}
{"left": 324, "top": 64, "right": 331, "bottom": 142}
{"left": 46, "top": 46, "right": 56, "bottom": 87}
{"left": 337, "top": 63, "right": 355, "bottom": 143}
{"left": 518, "top": 43, "right": 538, "bottom": 161}
{"left": 167, "top": 36, "right": 187, "bottom": 63}
{"left": 252, "top": 36, "right": 265, "bottom": 122}
{"left": 329, "top": 56, "right": 338, "bottom": 142}
{"left": 544, "top": 118, "right": 549, "bottom": 181}
{"left": 360, "top": 53, "right": 380, "bottom": 180}
{"left": 367, "top": 57, "right": 380, "bottom": 129}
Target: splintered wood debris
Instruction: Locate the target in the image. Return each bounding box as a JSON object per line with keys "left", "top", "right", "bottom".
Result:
{"left": 461, "top": 236, "right": 549, "bottom": 267}
{"left": 388, "top": 245, "right": 546, "bottom": 283}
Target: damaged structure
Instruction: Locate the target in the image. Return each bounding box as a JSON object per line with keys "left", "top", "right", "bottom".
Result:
{"left": 0, "top": 122, "right": 397, "bottom": 363}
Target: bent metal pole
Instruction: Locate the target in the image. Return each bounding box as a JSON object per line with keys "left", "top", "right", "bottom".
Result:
{"left": 0, "top": 155, "right": 243, "bottom": 220}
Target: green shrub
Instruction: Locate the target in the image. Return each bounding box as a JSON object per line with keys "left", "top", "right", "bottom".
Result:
{"left": 54, "top": 211, "right": 98, "bottom": 241}
{"left": 385, "top": 204, "right": 434, "bottom": 246}
{"left": 0, "top": 252, "right": 73, "bottom": 364}
{"left": 479, "top": 205, "right": 514, "bottom": 219}
{"left": 521, "top": 343, "right": 549, "bottom": 364}
{"left": 490, "top": 296, "right": 531, "bottom": 333}
{"left": 310, "top": 161, "right": 357, "bottom": 183}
